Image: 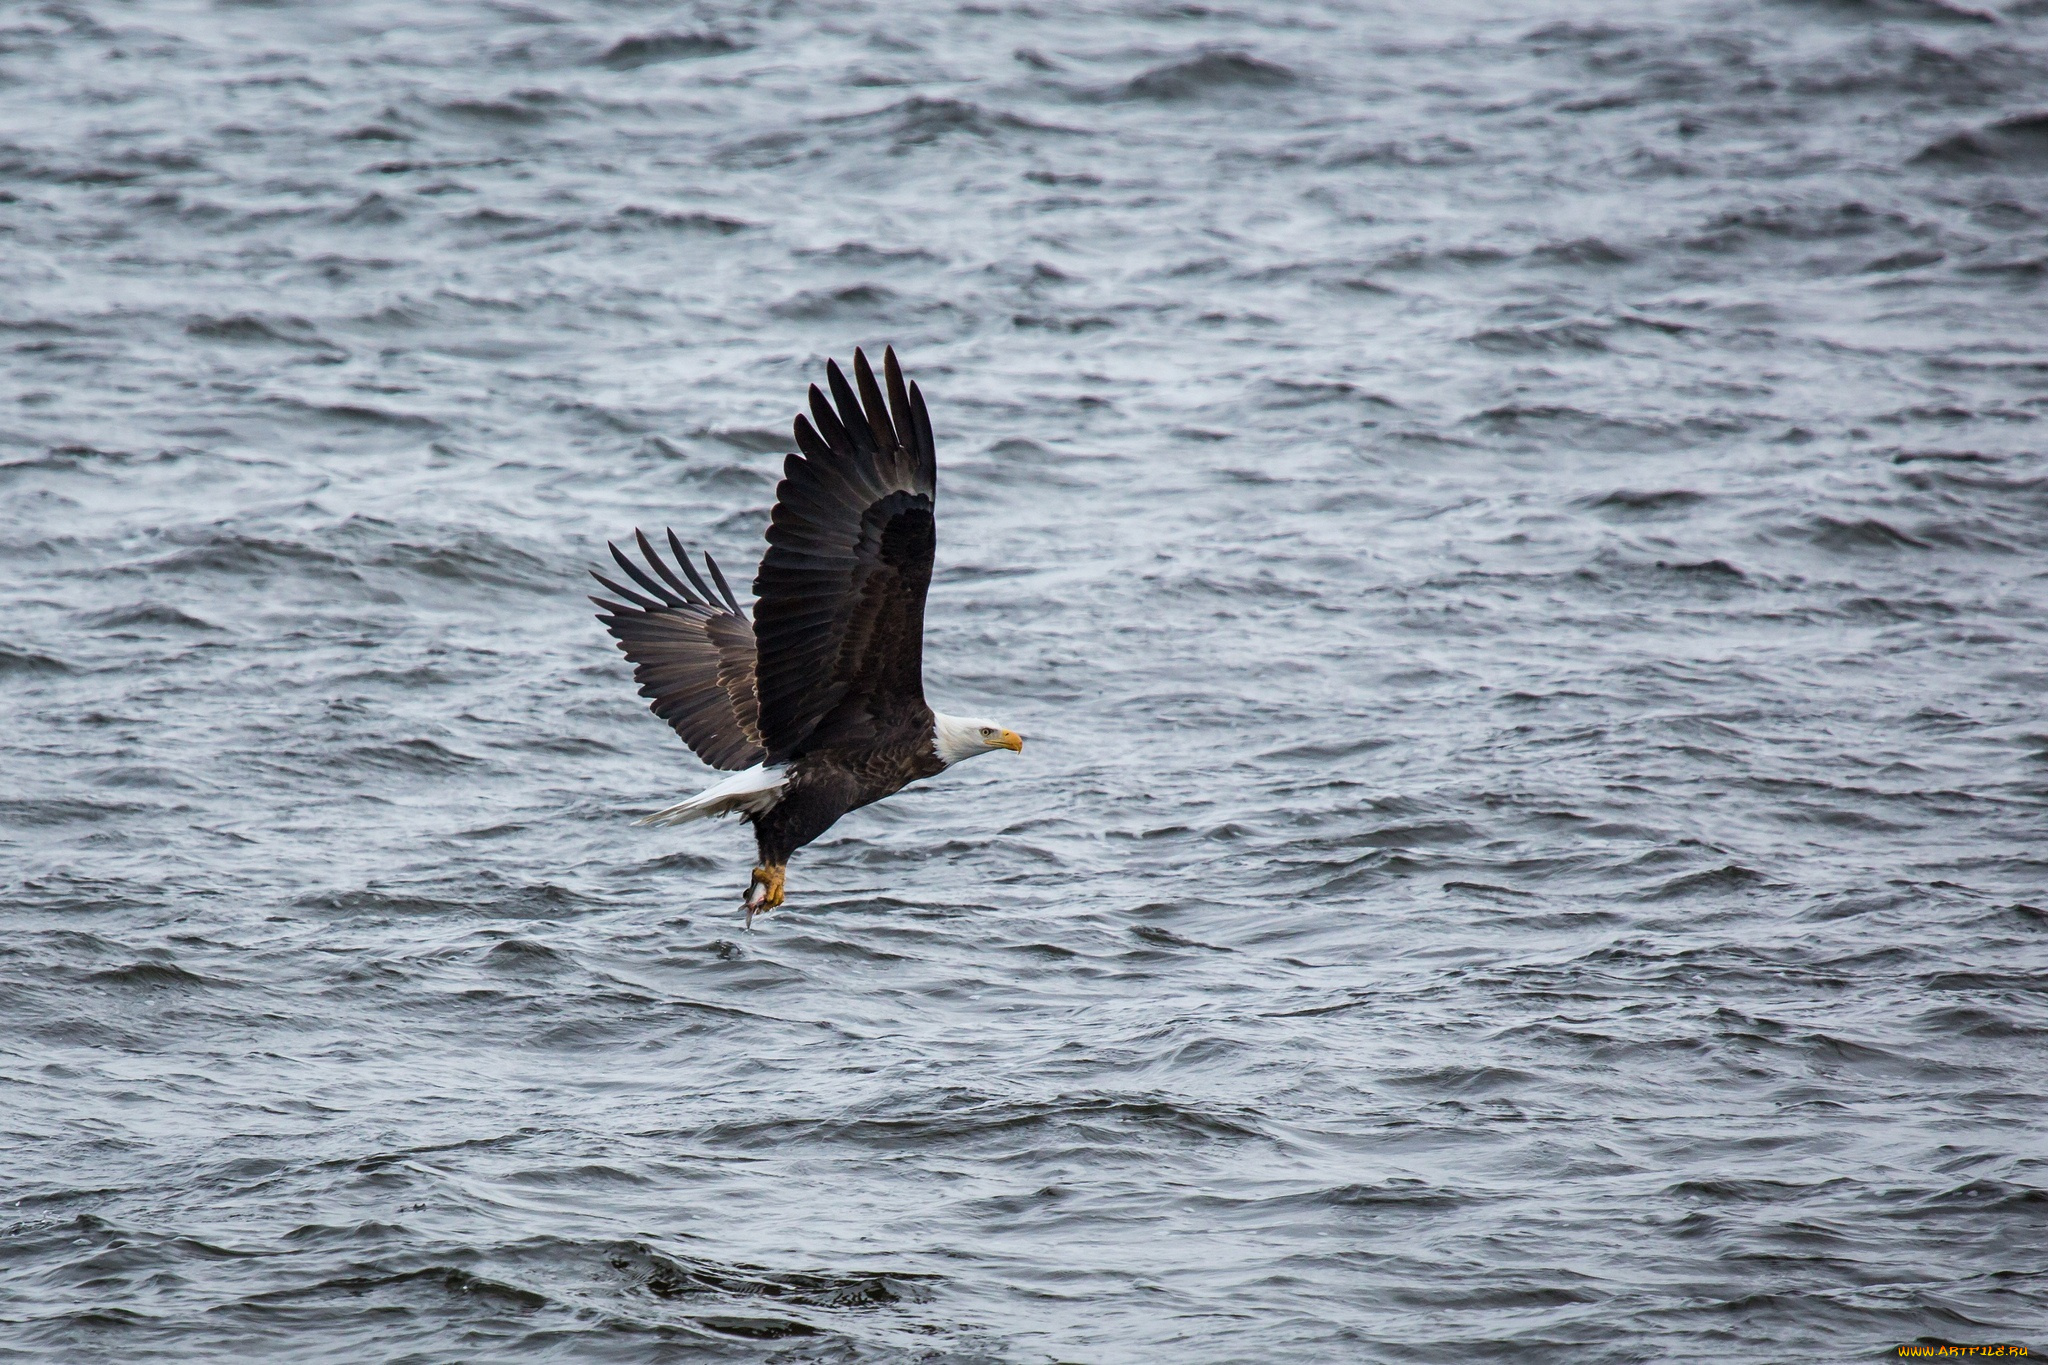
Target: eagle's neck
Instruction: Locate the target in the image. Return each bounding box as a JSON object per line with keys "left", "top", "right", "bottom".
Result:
{"left": 931, "top": 712, "right": 988, "bottom": 767}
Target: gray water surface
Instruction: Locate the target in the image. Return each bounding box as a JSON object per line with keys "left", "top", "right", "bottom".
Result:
{"left": 4, "top": 1, "right": 2047, "bottom": 1360}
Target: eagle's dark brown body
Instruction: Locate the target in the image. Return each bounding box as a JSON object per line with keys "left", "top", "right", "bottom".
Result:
{"left": 751, "top": 740, "right": 945, "bottom": 866}
{"left": 590, "top": 346, "right": 999, "bottom": 918}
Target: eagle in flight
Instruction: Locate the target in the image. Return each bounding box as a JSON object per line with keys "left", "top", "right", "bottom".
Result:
{"left": 590, "top": 347, "right": 1024, "bottom": 923}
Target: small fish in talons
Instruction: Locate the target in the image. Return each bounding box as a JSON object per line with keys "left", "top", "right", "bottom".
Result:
{"left": 744, "top": 863, "right": 784, "bottom": 929}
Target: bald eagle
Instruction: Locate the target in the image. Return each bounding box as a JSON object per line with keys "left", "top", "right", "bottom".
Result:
{"left": 590, "top": 347, "right": 1023, "bottom": 923}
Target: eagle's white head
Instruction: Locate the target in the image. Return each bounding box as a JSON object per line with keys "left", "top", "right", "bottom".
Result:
{"left": 932, "top": 712, "right": 1025, "bottom": 767}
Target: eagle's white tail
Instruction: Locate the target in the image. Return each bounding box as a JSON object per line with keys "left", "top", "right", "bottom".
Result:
{"left": 636, "top": 763, "right": 787, "bottom": 828}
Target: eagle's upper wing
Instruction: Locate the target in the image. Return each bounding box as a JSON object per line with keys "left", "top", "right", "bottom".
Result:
{"left": 591, "top": 529, "right": 767, "bottom": 771}
{"left": 752, "top": 346, "right": 937, "bottom": 763}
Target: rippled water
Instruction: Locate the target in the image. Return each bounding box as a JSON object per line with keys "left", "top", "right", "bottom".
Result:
{"left": 5, "top": 0, "right": 2048, "bottom": 1359}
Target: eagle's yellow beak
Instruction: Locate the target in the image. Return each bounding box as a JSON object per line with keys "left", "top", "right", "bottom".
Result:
{"left": 996, "top": 730, "right": 1024, "bottom": 753}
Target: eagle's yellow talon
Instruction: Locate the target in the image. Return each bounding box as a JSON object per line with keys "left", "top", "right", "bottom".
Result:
{"left": 744, "top": 863, "right": 785, "bottom": 927}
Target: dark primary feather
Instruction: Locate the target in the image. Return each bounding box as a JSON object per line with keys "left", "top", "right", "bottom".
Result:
{"left": 751, "top": 346, "right": 938, "bottom": 764}
{"left": 591, "top": 530, "right": 766, "bottom": 771}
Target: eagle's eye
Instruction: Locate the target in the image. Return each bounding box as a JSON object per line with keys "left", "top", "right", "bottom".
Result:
{"left": 979, "top": 727, "right": 994, "bottom": 738}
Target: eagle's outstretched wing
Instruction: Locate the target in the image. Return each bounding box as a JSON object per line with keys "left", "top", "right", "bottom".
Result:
{"left": 752, "top": 346, "right": 937, "bottom": 763}
{"left": 591, "top": 529, "right": 767, "bottom": 772}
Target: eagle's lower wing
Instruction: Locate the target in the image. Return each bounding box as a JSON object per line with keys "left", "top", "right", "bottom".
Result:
{"left": 752, "top": 346, "right": 937, "bottom": 763}
{"left": 591, "top": 529, "right": 767, "bottom": 772}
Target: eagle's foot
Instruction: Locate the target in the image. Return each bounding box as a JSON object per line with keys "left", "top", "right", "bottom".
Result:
{"left": 743, "top": 863, "right": 785, "bottom": 928}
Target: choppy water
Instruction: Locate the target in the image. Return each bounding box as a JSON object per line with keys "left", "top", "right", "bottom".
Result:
{"left": 5, "top": 0, "right": 2048, "bottom": 1359}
